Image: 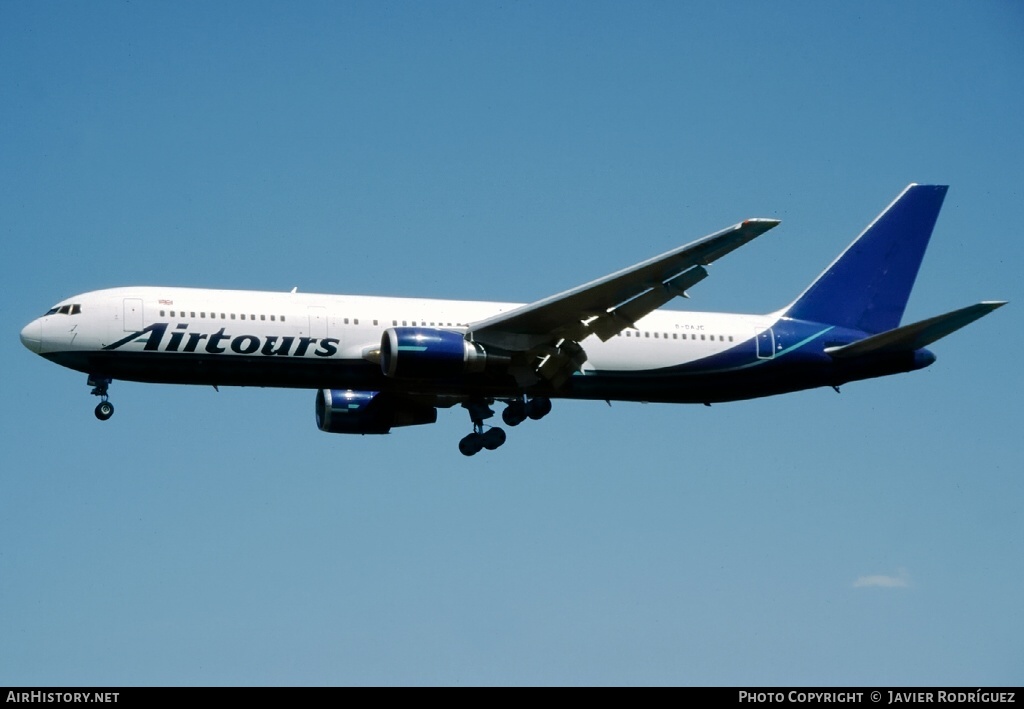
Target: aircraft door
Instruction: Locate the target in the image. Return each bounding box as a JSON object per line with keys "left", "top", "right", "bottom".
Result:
{"left": 755, "top": 327, "right": 775, "bottom": 359}
{"left": 123, "top": 298, "right": 144, "bottom": 332}
{"left": 308, "top": 306, "right": 328, "bottom": 339}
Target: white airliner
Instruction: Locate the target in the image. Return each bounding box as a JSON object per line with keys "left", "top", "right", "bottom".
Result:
{"left": 20, "top": 184, "right": 1005, "bottom": 455}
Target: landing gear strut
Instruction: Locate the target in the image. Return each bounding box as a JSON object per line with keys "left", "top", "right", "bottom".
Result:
{"left": 459, "top": 399, "right": 506, "bottom": 456}
{"left": 88, "top": 375, "right": 114, "bottom": 421}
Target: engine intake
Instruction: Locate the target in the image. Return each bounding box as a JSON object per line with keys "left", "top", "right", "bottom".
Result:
{"left": 379, "top": 327, "right": 486, "bottom": 378}
{"left": 315, "top": 389, "right": 437, "bottom": 434}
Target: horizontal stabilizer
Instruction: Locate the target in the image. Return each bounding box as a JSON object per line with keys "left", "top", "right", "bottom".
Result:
{"left": 825, "top": 301, "right": 1007, "bottom": 358}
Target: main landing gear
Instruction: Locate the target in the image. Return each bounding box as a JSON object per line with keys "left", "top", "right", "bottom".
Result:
{"left": 88, "top": 375, "right": 114, "bottom": 421}
{"left": 459, "top": 400, "right": 503, "bottom": 456}
{"left": 500, "top": 396, "right": 552, "bottom": 427}
{"left": 458, "top": 396, "right": 552, "bottom": 456}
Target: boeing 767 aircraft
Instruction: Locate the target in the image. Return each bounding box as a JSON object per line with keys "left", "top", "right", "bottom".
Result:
{"left": 20, "top": 184, "right": 1005, "bottom": 455}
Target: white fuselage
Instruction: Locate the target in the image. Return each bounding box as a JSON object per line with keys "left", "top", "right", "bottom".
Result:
{"left": 22, "top": 286, "right": 776, "bottom": 379}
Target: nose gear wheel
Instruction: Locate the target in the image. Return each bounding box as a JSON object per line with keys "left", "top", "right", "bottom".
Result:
{"left": 88, "top": 375, "right": 115, "bottom": 421}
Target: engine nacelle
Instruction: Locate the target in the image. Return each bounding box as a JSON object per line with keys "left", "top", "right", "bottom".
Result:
{"left": 315, "top": 389, "right": 437, "bottom": 434}
{"left": 379, "top": 327, "right": 487, "bottom": 379}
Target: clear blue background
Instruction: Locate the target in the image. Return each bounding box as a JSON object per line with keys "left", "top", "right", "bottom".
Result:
{"left": 2, "top": 1, "right": 1021, "bottom": 686}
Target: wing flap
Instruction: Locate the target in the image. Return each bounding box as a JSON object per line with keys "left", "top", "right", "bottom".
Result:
{"left": 825, "top": 301, "right": 1007, "bottom": 358}
{"left": 587, "top": 266, "right": 709, "bottom": 342}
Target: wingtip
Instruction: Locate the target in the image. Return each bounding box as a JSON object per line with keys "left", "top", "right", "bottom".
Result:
{"left": 742, "top": 218, "right": 782, "bottom": 228}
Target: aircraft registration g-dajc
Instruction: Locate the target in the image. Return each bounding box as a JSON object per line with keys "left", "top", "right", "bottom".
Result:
{"left": 20, "top": 184, "right": 1006, "bottom": 456}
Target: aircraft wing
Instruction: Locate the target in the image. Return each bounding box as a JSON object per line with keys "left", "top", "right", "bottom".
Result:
{"left": 468, "top": 218, "right": 780, "bottom": 385}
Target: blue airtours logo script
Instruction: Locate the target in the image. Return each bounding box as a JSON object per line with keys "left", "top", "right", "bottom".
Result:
{"left": 103, "top": 322, "right": 341, "bottom": 357}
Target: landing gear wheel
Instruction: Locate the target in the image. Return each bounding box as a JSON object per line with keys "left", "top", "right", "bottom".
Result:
{"left": 95, "top": 401, "right": 114, "bottom": 421}
{"left": 459, "top": 433, "right": 484, "bottom": 457}
{"left": 526, "top": 396, "right": 552, "bottom": 420}
{"left": 502, "top": 401, "right": 526, "bottom": 427}
{"left": 88, "top": 375, "right": 114, "bottom": 421}
{"left": 482, "top": 427, "right": 506, "bottom": 450}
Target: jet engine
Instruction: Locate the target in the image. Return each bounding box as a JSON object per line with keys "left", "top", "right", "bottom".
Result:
{"left": 379, "top": 327, "right": 487, "bottom": 378}
{"left": 315, "top": 389, "right": 437, "bottom": 434}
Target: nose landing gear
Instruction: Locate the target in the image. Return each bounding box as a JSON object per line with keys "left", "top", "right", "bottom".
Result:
{"left": 88, "top": 375, "right": 114, "bottom": 421}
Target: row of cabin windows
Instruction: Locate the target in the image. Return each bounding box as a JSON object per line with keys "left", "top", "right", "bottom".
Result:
{"left": 160, "top": 310, "right": 285, "bottom": 322}
{"left": 155, "top": 309, "right": 728, "bottom": 342}
{"left": 339, "top": 319, "right": 469, "bottom": 328}
{"left": 621, "top": 330, "right": 734, "bottom": 342}
{"left": 324, "top": 319, "right": 469, "bottom": 328}
{"left": 334, "top": 321, "right": 723, "bottom": 341}
{"left": 158, "top": 311, "right": 470, "bottom": 329}
{"left": 391, "top": 320, "right": 465, "bottom": 328}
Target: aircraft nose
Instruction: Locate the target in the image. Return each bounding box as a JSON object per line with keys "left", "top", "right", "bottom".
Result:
{"left": 20, "top": 320, "right": 42, "bottom": 354}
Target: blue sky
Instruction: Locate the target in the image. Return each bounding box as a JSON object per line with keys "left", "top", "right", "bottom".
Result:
{"left": 2, "top": 1, "right": 1021, "bottom": 686}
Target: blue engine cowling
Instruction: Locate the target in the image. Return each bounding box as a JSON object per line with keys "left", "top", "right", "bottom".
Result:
{"left": 380, "top": 327, "right": 487, "bottom": 379}
{"left": 315, "top": 389, "right": 437, "bottom": 434}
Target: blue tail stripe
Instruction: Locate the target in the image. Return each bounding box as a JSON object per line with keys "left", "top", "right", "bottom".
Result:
{"left": 784, "top": 184, "right": 948, "bottom": 334}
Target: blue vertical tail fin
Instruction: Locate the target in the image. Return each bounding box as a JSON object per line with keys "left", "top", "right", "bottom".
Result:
{"left": 784, "top": 184, "right": 948, "bottom": 334}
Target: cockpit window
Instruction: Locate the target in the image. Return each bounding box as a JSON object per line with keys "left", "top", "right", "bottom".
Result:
{"left": 45, "top": 304, "right": 82, "bottom": 316}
